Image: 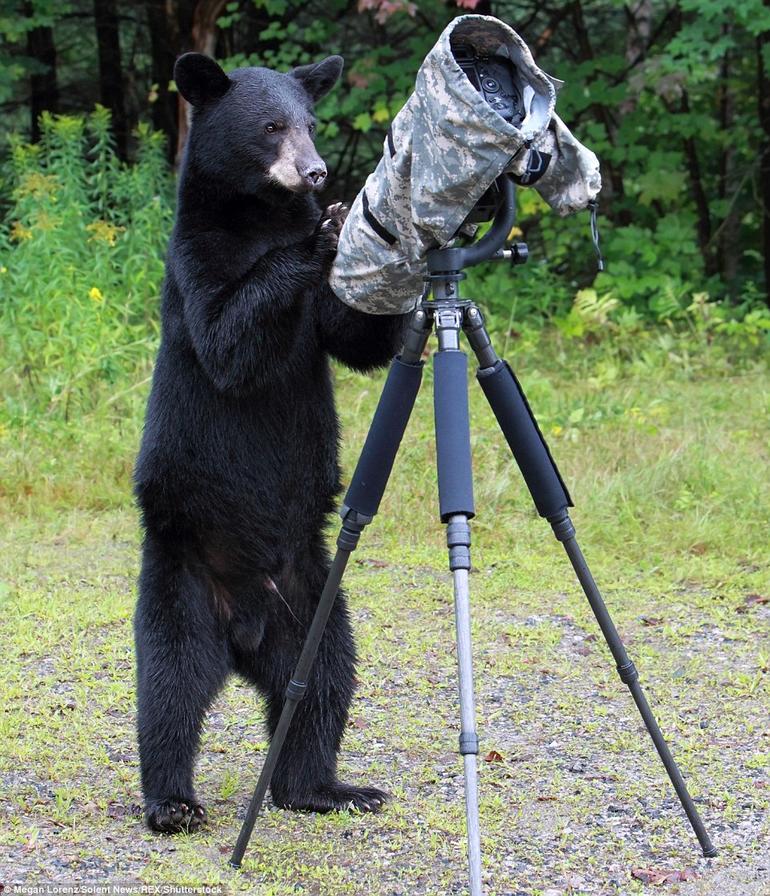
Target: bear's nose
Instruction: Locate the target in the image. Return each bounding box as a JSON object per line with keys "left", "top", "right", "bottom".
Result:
{"left": 301, "top": 165, "right": 327, "bottom": 189}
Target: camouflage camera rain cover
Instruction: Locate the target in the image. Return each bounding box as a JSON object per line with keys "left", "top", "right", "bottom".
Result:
{"left": 330, "top": 14, "right": 602, "bottom": 314}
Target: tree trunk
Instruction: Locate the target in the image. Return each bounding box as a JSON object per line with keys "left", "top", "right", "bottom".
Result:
{"left": 94, "top": 0, "right": 128, "bottom": 158}
{"left": 26, "top": 7, "right": 58, "bottom": 142}
{"left": 716, "top": 22, "right": 738, "bottom": 292}
{"left": 758, "top": 10, "right": 770, "bottom": 308}
{"left": 680, "top": 91, "right": 716, "bottom": 277}
{"left": 146, "top": 0, "right": 181, "bottom": 160}
{"left": 175, "top": 0, "right": 228, "bottom": 165}
{"left": 619, "top": 0, "right": 652, "bottom": 116}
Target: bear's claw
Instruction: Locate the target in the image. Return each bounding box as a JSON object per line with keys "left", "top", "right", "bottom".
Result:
{"left": 324, "top": 201, "right": 348, "bottom": 227}
{"left": 145, "top": 798, "right": 207, "bottom": 834}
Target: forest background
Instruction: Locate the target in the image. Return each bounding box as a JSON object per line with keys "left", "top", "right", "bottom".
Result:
{"left": 1, "top": 0, "right": 770, "bottom": 426}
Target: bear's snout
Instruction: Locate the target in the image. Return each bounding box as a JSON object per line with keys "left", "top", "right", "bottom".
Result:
{"left": 267, "top": 128, "right": 328, "bottom": 194}
{"left": 298, "top": 163, "right": 327, "bottom": 190}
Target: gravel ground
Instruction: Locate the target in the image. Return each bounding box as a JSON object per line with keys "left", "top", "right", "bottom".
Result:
{"left": 1, "top": 521, "right": 768, "bottom": 896}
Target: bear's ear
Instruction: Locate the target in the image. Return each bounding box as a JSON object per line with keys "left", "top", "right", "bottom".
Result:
{"left": 291, "top": 55, "right": 344, "bottom": 103}
{"left": 174, "top": 53, "right": 231, "bottom": 107}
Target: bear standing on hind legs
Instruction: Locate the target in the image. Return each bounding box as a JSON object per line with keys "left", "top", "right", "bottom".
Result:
{"left": 133, "top": 52, "right": 406, "bottom": 834}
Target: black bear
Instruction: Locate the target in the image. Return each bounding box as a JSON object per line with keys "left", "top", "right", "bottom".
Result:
{"left": 133, "top": 52, "right": 405, "bottom": 834}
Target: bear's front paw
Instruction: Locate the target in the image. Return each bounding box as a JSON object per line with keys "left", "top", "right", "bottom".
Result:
{"left": 273, "top": 782, "right": 389, "bottom": 814}
{"left": 324, "top": 201, "right": 349, "bottom": 232}
{"left": 145, "top": 798, "right": 207, "bottom": 834}
{"left": 313, "top": 202, "right": 349, "bottom": 265}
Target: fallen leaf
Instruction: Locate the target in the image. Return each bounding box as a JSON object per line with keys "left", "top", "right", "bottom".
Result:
{"left": 536, "top": 794, "right": 558, "bottom": 802}
{"left": 483, "top": 750, "right": 504, "bottom": 762}
{"left": 632, "top": 867, "right": 700, "bottom": 885}
{"left": 631, "top": 869, "right": 667, "bottom": 885}
{"left": 640, "top": 616, "right": 663, "bottom": 626}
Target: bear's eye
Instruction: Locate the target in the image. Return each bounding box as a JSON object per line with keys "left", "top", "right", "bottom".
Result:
{"left": 264, "top": 122, "right": 281, "bottom": 134}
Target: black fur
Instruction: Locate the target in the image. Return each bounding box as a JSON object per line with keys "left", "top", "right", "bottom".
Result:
{"left": 133, "top": 54, "right": 404, "bottom": 834}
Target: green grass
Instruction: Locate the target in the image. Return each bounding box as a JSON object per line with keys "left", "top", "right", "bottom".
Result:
{"left": 1, "top": 329, "right": 768, "bottom": 895}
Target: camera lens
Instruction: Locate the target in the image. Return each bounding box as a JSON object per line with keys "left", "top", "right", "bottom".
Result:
{"left": 482, "top": 77, "right": 500, "bottom": 93}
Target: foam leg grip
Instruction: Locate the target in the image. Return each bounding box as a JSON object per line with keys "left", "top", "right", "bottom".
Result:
{"left": 344, "top": 356, "right": 424, "bottom": 518}
{"left": 477, "top": 360, "right": 572, "bottom": 518}
{"left": 434, "top": 351, "right": 475, "bottom": 521}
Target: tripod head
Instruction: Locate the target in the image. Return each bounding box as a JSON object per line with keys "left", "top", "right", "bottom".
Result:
{"left": 400, "top": 175, "right": 530, "bottom": 361}
{"left": 424, "top": 175, "right": 528, "bottom": 305}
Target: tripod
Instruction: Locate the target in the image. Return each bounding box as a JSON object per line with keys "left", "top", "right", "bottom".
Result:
{"left": 230, "top": 177, "right": 717, "bottom": 892}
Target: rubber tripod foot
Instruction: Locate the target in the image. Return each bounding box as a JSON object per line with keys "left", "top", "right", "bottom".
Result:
{"left": 703, "top": 846, "right": 718, "bottom": 858}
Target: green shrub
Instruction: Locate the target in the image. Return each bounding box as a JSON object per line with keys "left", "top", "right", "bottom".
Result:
{"left": 0, "top": 107, "right": 173, "bottom": 423}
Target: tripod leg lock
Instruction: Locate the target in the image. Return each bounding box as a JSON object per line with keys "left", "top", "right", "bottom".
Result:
{"left": 285, "top": 678, "right": 308, "bottom": 701}
{"left": 336, "top": 507, "right": 373, "bottom": 551}
{"left": 549, "top": 511, "right": 576, "bottom": 542}
{"left": 617, "top": 661, "right": 639, "bottom": 686}
{"left": 446, "top": 517, "right": 472, "bottom": 571}
{"left": 459, "top": 731, "right": 479, "bottom": 756}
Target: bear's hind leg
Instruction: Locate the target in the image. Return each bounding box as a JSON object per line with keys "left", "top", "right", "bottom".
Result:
{"left": 242, "top": 567, "right": 388, "bottom": 814}
{"left": 135, "top": 537, "right": 231, "bottom": 833}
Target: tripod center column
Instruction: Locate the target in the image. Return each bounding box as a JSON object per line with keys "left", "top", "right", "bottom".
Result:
{"left": 431, "top": 316, "right": 483, "bottom": 894}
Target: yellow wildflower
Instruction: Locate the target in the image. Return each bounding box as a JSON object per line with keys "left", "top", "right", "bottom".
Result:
{"left": 86, "top": 219, "right": 125, "bottom": 247}
{"left": 16, "top": 171, "right": 58, "bottom": 200}
{"left": 11, "top": 221, "right": 33, "bottom": 242}
{"left": 89, "top": 287, "right": 104, "bottom": 303}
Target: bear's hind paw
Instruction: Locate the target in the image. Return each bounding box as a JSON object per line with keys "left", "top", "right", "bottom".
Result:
{"left": 275, "top": 783, "right": 389, "bottom": 814}
{"left": 145, "top": 798, "right": 207, "bottom": 834}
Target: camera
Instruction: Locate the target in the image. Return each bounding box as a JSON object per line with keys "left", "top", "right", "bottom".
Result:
{"left": 329, "top": 15, "right": 601, "bottom": 315}
{"left": 452, "top": 43, "right": 526, "bottom": 223}
{"left": 452, "top": 43, "right": 525, "bottom": 128}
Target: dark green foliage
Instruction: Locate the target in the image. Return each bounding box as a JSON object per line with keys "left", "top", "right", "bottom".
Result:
{"left": 534, "top": 0, "right": 768, "bottom": 312}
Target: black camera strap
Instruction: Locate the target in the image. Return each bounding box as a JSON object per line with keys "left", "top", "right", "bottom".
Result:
{"left": 588, "top": 199, "right": 604, "bottom": 271}
{"left": 512, "top": 147, "right": 551, "bottom": 186}
{"left": 362, "top": 190, "right": 397, "bottom": 246}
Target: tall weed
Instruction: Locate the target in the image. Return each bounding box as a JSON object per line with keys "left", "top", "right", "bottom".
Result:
{"left": 0, "top": 108, "right": 173, "bottom": 424}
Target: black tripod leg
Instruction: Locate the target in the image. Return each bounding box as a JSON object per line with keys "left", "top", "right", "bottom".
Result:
{"left": 464, "top": 308, "right": 717, "bottom": 858}
{"left": 230, "top": 311, "right": 429, "bottom": 869}
{"left": 551, "top": 515, "right": 718, "bottom": 858}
